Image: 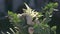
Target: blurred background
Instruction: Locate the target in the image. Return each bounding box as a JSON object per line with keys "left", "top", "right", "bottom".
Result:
{"left": 0, "top": 0, "right": 60, "bottom": 34}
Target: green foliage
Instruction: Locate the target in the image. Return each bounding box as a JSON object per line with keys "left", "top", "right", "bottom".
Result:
{"left": 8, "top": 2, "right": 58, "bottom": 34}
{"left": 44, "top": 2, "right": 58, "bottom": 10}
{"left": 8, "top": 11, "right": 21, "bottom": 26}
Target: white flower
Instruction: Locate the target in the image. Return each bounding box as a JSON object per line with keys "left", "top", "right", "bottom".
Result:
{"left": 17, "top": 14, "right": 22, "bottom": 18}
